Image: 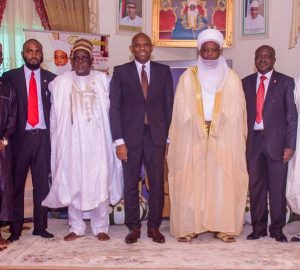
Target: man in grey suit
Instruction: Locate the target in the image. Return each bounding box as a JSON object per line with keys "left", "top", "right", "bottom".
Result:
{"left": 109, "top": 33, "right": 174, "bottom": 244}
{"left": 242, "top": 45, "right": 298, "bottom": 242}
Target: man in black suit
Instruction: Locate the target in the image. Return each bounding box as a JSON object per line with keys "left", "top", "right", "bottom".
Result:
{"left": 109, "top": 33, "right": 174, "bottom": 244}
{"left": 0, "top": 43, "right": 17, "bottom": 250}
{"left": 242, "top": 45, "right": 298, "bottom": 242}
{"left": 3, "top": 39, "right": 56, "bottom": 241}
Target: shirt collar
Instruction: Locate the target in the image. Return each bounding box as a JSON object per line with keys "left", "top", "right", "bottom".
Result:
{"left": 24, "top": 65, "right": 41, "bottom": 78}
{"left": 134, "top": 60, "right": 150, "bottom": 70}
{"left": 258, "top": 69, "right": 273, "bottom": 80}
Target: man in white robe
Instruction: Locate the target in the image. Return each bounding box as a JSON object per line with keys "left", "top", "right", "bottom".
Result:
{"left": 287, "top": 77, "right": 300, "bottom": 242}
{"left": 167, "top": 29, "right": 248, "bottom": 243}
{"left": 42, "top": 39, "right": 123, "bottom": 241}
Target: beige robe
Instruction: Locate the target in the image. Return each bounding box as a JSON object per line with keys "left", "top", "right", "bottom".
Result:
{"left": 167, "top": 66, "right": 248, "bottom": 238}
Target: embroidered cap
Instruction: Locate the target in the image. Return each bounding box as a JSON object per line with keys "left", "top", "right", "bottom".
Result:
{"left": 70, "top": 39, "right": 93, "bottom": 58}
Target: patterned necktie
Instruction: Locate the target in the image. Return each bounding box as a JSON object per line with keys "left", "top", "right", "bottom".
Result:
{"left": 141, "top": 65, "right": 148, "bottom": 99}
{"left": 141, "top": 65, "right": 149, "bottom": 124}
{"left": 256, "top": 75, "right": 267, "bottom": 124}
{"left": 28, "top": 71, "right": 39, "bottom": 127}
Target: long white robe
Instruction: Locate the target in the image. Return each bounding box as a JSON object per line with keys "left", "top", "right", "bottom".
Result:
{"left": 286, "top": 77, "right": 300, "bottom": 215}
{"left": 42, "top": 71, "right": 123, "bottom": 211}
{"left": 167, "top": 67, "right": 248, "bottom": 238}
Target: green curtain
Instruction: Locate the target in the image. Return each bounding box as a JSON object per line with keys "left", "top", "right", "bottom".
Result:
{"left": 0, "top": 0, "right": 43, "bottom": 74}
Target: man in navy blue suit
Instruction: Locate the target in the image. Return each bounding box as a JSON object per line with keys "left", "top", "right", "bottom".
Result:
{"left": 109, "top": 33, "right": 174, "bottom": 244}
{"left": 243, "top": 45, "right": 298, "bottom": 242}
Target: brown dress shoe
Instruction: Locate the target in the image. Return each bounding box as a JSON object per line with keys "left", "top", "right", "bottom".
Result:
{"left": 96, "top": 232, "right": 110, "bottom": 241}
{"left": 147, "top": 228, "right": 165, "bottom": 243}
{"left": 64, "top": 232, "right": 84, "bottom": 241}
{"left": 125, "top": 228, "right": 141, "bottom": 244}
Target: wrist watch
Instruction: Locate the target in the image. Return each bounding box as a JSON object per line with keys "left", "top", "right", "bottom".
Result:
{"left": 2, "top": 137, "right": 8, "bottom": 146}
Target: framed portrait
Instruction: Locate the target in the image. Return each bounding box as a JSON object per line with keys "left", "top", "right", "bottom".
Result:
{"left": 152, "top": 0, "right": 233, "bottom": 48}
{"left": 241, "top": 0, "right": 268, "bottom": 38}
{"left": 116, "top": 0, "right": 145, "bottom": 33}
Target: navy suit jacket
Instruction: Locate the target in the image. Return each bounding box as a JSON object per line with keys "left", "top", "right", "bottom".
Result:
{"left": 242, "top": 70, "right": 298, "bottom": 161}
{"left": 3, "top": 66, "right": 56, "bottom": 155}
{"left": 109, "top": 61, "right": 174, "bottom": 147}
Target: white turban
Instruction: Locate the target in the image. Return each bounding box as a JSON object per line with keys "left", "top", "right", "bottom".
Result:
{"left": 188, "top": 0, "right": 198, "bottom": 6}
{"left": 250, "top": 1, "right": 259, "bottom": 8}
{"left": 197, "top": 29, "right": 224, "bottom": 50}
{"left": 53, "top": 40, "right": 71, "bottom": 56}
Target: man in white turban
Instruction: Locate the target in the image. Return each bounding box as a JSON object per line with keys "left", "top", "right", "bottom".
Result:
{"left": 48, "top": 40, "right": 72, "bottom": 75}
{"left": 244, "top": 0, "right": 265, "bottom": 34}
{"left": 167, "top": 29, "right": 248, "bottom": 243}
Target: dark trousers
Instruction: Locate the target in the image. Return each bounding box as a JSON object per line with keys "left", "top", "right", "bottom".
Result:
{"left": 247, "top": 132, "right": 288, "bottom": 235}
{"left": 11, "top": 130, "right": 50, "bottom": 236}
{"left": 123, "top": 126, "right": 165, "bottom": 230}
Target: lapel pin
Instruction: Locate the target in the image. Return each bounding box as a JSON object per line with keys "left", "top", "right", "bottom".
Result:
{"left": 273, "top": 80, "right": 277, "bottom": 83}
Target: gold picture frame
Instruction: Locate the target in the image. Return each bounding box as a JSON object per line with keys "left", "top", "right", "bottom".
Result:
{"left": 152, "top": 0, "right": 233, "bottom": 48}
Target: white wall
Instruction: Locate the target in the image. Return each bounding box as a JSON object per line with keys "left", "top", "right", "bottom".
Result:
{"left": 99, "top": 0, "right": 300, "bottom": 79}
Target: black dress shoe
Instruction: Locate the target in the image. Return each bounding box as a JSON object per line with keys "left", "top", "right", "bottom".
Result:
{"left": 7, "top": 234, "right": 20, "bottom": 242}
{"left": 32, "top": 230, "right": 54, "bottom": 238}
{"left": 125, "top": 228, "right": 141, "bottom": 244}
{"left": 270, "top": 232, "right": 288, "bottom": 243}
{"left": 147, "top": 228, "right": 165, "bottom": 243}
{"left": 247, "top": 231, "right": 267, "bottom": 240}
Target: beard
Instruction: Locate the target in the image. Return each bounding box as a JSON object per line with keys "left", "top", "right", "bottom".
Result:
{"left": 22, "top": 54, "right": 43, "bottom": 70}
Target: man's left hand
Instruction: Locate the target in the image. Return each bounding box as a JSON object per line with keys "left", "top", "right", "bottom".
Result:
{"left": 283, "top": 148, "right": 294, "bottom": 163}
{"left": 0, "top": 140, "right": 6, "bottom": 151}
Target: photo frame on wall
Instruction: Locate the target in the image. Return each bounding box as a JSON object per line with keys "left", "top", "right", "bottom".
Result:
{"left": 152, "top": 0, "right": 233, "bottom": 48}
{"left": 241, "top": 0, "right": 268, "bottom": 38}
{"left": 116, "top": 0, "right": 145, "bottom": 34}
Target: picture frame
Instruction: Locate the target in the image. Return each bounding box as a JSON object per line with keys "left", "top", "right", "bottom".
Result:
{"left": 152, "top": 0, "right": 233, "bottom": 48}
{"left": 116, "top": 0, "right": 145, "bottom": 34}
{"left": 240, "top": 0, "right": 268, "bottom": 38}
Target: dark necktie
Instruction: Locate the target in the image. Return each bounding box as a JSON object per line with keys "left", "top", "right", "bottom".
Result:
{"left": 256, "top": 75, "right": 267, "bottom": 124}
{"left": 28, "top": 71, "right": 39, "bottom": 127}
{"left": 141, "top": 65, "right": 148, "bottom": 99}
{"left": 141, "top": 65, "right": 149, "bottom": 125}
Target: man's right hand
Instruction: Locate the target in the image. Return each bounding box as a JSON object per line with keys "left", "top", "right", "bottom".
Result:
{"left": 116, "top": 144, "right": 128, "bottom": 162}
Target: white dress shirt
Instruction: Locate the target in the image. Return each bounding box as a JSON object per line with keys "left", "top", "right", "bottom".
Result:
{"left": 254, "top": 69, "right": 273, "bottom": 130}
{"left": 24, "top": 65, "right": 47, "bottom": 130}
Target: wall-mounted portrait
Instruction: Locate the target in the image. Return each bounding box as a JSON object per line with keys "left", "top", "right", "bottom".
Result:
{"left": 241, "top": 0, "right": 268, "bottom": 38}
{"left": 117, "top": 0, "right": 144, "bottom": 33}
{"left": 152, "top": 0, "right": 233, "bottom": 48}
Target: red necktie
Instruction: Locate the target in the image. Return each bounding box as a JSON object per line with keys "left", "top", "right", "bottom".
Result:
{"left": 141, "top": 65, "right": 149, "bottom": 124}
{"left": 256, "top": 75, "right": 267, "bottom": 124}
{"left": 28, "top": 71, "right": 39, "bottom": 127}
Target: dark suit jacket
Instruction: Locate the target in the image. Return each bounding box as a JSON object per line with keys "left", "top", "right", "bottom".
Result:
{"left": 242, "top": 70, "right": 298, "bottom": 161}
{"left": 2, "top": 66, "right": 56, "bottom": 157}
{"left": 109, "top": 61, "right": 174, "bottom": 147}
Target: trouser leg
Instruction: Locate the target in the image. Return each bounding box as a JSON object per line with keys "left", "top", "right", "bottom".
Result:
{"left": 90, "top": 199, "right": 109, "bottom": 235}
{"left": 68, "top": 205, "right": 86, "bottom": 236}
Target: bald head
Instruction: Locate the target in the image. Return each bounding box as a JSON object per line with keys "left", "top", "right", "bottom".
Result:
{"left": 130, "top": 32, "right": 153, "bottom": 64}
{"left": 131, "top": 33, "right": 152, "bottom": 46}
